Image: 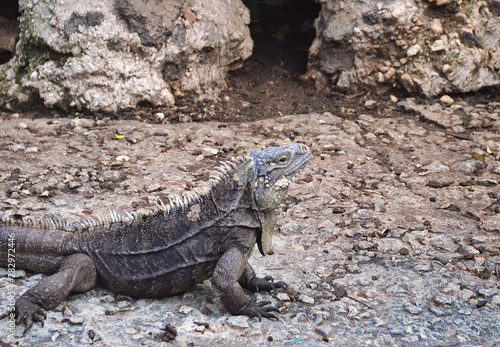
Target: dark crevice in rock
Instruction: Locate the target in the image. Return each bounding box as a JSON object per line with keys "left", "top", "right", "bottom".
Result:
{"left": 0, "top": 0, "right": 19, "bottom": 20}
{"left": 0, "top": 0, "right": 20, "bottom": 64}
{"left": 162, "top": 62, "right": 181, "bottom": 82}
{"left": 243, "top": 0, "right": 320, "bottom": 75}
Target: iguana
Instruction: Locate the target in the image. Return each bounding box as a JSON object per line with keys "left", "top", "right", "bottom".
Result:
{"left": 0, "top": 143, "right": 311, "bottom": 332}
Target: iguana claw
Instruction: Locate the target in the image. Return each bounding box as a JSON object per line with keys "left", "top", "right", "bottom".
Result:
{"left": 247, "top": 275, "right": 287, "bottom": 292}
{"left": 238, "top": 297, "right": 279, "bottom": 321}
{"left": 15, "top": 297, "right": 46, "bottom": 334}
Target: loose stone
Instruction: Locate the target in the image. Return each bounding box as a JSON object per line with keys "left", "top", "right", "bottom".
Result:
{"left": 426, "top": 177, "right": 454, "bottom": 188}
{"left": 178, "top": 306, "right": 193, "bottom": 314}
{"left": 440, "top": 95, "right": 454, "bottom": 104}
{"left": 202, "top": 148, "right": 218, "bottom": 157}
{"left": 407, "top": 44, "right": 421, "bottom": 57}
{"left": 25, "top": 147, "right": 39, "bottom": 153}
{"left": 451, "top": 160, "right": 484, "bottom": 175}
{"left": 429, "top": 306, "right": 452, "bottom": 317}
{"left": 299, "top": 295, "right": 315, "bottom": 304}
{"left": 277, "top": 293, "right": 290, "bottom": 301}
{"left": 226, "top": 316, "right": 249, "bottom": 329}
{"left": 70, "top": 119, "right": 95, "bottom": 128}
{"left": 433, "top": 294, "right": 452, "bottom": 305}
{"left": 404, "top": 305, "right": 423, "bottom": 315}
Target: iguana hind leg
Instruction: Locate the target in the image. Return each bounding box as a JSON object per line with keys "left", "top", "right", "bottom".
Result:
{"left": 16, "top": 253, "right": 97, "bottom": 333}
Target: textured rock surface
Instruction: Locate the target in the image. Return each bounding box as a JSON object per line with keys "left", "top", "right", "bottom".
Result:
{"left": 0, "top": 0, "right": 252, "bottom": 112}
{"left": 1, "top": 98, "right": 500, "bottom": 345}
{"left": 310, "top": 0, "right": 500, "bottom": 96}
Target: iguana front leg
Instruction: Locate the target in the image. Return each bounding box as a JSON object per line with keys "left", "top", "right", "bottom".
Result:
{"left": 212, "top": 247, "right": 279, "bottom": 320}
{"left": 16, "top": 253, "right": 97, "bottom": 333}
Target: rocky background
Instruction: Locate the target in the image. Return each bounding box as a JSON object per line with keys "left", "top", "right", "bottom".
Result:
{"left": 0, "top": 0, "right": 499, "bottom": 112}
{"left": 0, "top": 97, "right": 499, "bottom": 345}
{"left": 307, "top": 0, "right": 500, "bottom": 97}
{"left": 0, "top": 0, "right": 252, "bottom": 112}
{"left": 0, "top": 0, "right": 499, "bottom": 346}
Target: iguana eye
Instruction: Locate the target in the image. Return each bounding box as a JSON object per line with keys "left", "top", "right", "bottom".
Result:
{"left": 278, "top": 156, "right": 288, "bottom": 163}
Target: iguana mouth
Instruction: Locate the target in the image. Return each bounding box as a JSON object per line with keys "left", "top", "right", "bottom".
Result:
{"left": 284, "top": 146, "right": 311, "bottom": 178}
{"left": 284, "top": 154, "right": 311, "bottom": 178}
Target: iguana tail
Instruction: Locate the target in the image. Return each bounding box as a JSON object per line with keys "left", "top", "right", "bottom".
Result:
{"left": 0, "top": 225, "right": 79, "bottom": 274}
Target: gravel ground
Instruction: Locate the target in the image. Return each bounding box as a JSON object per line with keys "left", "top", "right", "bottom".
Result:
{"left": 0, "top": 97, "right": 499, "bottom": 346}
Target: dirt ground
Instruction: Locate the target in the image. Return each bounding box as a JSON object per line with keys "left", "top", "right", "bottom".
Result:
{"left": 1, "top": 44, "right": 500, "bottom": 346}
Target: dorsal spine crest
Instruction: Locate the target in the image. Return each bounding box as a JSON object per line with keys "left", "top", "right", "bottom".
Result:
{"left": 0, "top": 157, "right": 248, "bottom": 232}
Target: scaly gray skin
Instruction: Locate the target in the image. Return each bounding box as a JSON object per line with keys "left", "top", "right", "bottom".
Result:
{"left": 0, "top": 143, "right": 311, "bottom": 333}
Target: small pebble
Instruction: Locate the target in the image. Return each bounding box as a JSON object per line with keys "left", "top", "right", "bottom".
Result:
{"left": 458, "top": 308, "right": 472, "bottom": 315}
{"left": 440, "top": 95, "right": 454, "bottom": 104}
{"left": 358, "top": 241, "right": 375, "bottom": 250}
{"left": 372, "top": 317, "right": 386, "bottom": 327}
{"left": 221, "top": 142, "right": 236, "bottom": 152}
{"left": 277, "top": 292, "right": 290, "bottom": 301}
{"left": 414, "top": 261, "right": 432, "bottom": 272}
{"left": 364, "top": 100, "right": 377, "bottom": 108}
{"left": 299, "top": 294, "right": 315, "bottom": 304}
{"left": 442, "top": 64, "right": 453, "bottom": 74}
{"left": 202, "top": 148, "right": 218, "bottom": 157}
{"left": 347, "top": 305, "right": 359, "bottom": 319}
{"left": 25, "top": 147, "right": 39, "bottom": 153}
{"left": 178, "top": 306, "right": 193, "bottom": 314}
{"left": 70, "top": 118, "right": 95, "bottom": 128}
{"left": 429, "top": 306, "right": 452, "bottom": 317}
{"left": 407, "top": 44, "right": 421, "bottom": 57}
{"left": 451, "top": 160, "right": 484, "bottom": 175}
{"left": 404, "top": 305, "right": 422, "bottom": 315}
{"left": 100, "top": 295, "right": 115, "bottom": 303}
{"left": 430, "top": 19, "right": 443, "bottom": 35}
{"left": 426, "top": 177, "right": 454, "bottom": 188}
{"left": 195, "top": 325, "right": 205, "bottom": 333}
{"left": 433, "top": 294, "right": 452, "bottom": 305}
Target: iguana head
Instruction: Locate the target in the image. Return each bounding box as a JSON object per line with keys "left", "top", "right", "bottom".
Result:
{"left": 249, "top": 143, "right": 311, "bottom": 255}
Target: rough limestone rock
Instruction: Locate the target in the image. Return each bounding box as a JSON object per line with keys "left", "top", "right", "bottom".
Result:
{"left": 310, "top": 0, "right": 500, "bottom": 97}
{"left": 0, "top": 0, "right": 252, "bottom": 112}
